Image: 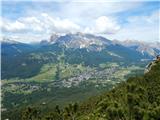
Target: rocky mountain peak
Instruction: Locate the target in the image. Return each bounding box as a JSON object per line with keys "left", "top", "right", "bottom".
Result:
{"left": 50, "top": 33, "right": 60, "bottom": 44}
{"left": 47, "top": 32, "right": 113, "bottom": 50}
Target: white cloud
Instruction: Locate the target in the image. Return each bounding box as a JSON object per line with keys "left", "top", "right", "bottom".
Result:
{"left": 85, "top": 16, "right": 120, "bottom": 34}
{"left": 40, "top": 13, "right": 81, "bottom": 33}
{"left": 107, "top": 10, "right": 160, "bottom": 42}
{"left": 1, "top": 20, "right": 26, "bottom": 32}
{"left": 1, "top": 17, "right": 44, "bottom": 33}
{"left": 1, "top": 13, "right": 120, "bottom": 36}
{"left": 19, "top": 17, "right": 44, "bottom": 32}
{"left": 127, "top": 10, "right": 159, "bottom": 24}
{"left": 1, "top": 13, "right": 81, "bottom": 34}
{"left": 56, "top": 1, "right": 142, "bottom": 21}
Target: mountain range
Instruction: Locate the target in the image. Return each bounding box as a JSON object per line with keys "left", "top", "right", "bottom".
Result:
{"left": 3, "top": 33, "right": 159, "bottom": 55}
{"left": 113, "top": 39, "right": 160, "bottom": 57}
{"left": 1, "top": 33, "right": 160, "bottom": 79}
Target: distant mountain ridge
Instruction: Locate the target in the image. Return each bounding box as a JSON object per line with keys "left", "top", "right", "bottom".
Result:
{"left": 1, "top": 33, "right": 158, "bottom": 79}
{"left": 1, "top": 38, "right": 35, "bottom": 56}
{"left": 38, "top": 33, "right": 160, "bottom": 57}
{"left": 113, "top": 39, "right": 160, "bottom": 57}
{"left": 2, "top": 33, "right": 159, "bottom": 56}
{"left": 41, "top": 32, "right": 113, "bottom": 51}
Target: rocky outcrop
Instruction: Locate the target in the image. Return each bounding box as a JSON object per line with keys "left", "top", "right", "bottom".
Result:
{"left": 144, "top": 55, "right": 160, "bottom": 73}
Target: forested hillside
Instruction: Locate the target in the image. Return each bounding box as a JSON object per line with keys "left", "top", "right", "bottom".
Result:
{"left": 8, "top": 60, "right": 159, "bottom": 120}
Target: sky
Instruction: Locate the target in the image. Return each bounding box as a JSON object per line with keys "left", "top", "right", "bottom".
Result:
{"left": 0, "top": 0, "right": 160, "bottom": 43}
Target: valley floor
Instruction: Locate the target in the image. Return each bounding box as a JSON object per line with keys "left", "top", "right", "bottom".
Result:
{"left": 1, "top": 62, "right": 146, "bottom": 120}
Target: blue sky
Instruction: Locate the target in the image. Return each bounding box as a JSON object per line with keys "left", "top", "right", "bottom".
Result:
{"left": 1, "top": 0, "right": 160, "bottom": 43}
